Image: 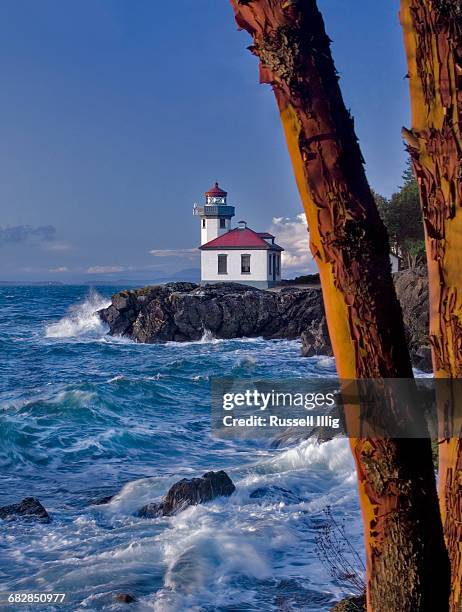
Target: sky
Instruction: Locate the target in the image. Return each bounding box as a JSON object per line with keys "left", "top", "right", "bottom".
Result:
{"left": 0, "top": 0, "right": 411, "bottom": 282}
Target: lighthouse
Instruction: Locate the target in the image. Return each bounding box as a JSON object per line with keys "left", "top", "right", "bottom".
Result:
{"left": 193, "top": 182, "right": 235, "bottom": 245}
{"left": 194, "top": 182, "right": 284, "bottom": 289}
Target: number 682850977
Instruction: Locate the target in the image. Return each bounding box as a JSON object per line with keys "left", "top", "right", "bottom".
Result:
{"left": 7, "top": 593, "right": 66, "bottom": 604}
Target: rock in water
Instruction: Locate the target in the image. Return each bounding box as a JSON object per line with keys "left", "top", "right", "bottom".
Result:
{"left": 0, "top": 497, "right": 50, "bottom": 522}
{"left": 137, "top": 501, "right": 167, "bottom": 518}
{"left": 138, "top": 470, "right": 235, "bottom": 518}
{"left": 114, "top": 593, "right": 137, "bottom": 604}
{"left": 163, "top": 470, "right": 235, "bottom": 512}
{"left": 91, "top": 494, "right": 114, "bottom": 506}
{"left": 99, "top": 270, "right": 432, "bottom": 370}
{"left": 99, "top": 282, "right": 324, "bottom": 344}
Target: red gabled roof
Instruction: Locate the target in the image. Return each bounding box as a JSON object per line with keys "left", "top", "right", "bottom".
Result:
{"left": 257, "top": 232, "right": 274, "bottom": 239}
{"left": 200, "top": 227, "right": 284, "bottom": 251}
{"left": 205, "top": 182, "right": 227, "bottom": 197}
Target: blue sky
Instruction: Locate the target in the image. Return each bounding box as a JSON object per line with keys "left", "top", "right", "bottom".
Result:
{"left": 0, "top": 0, "right": 410, "bottom": 282}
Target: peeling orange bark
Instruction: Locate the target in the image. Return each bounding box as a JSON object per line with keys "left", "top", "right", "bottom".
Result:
{"left": 400, "top": 1, "right": 462, "bottom": 609}
{"left": 228, "top": 1, "right": 449, "bottom": 610}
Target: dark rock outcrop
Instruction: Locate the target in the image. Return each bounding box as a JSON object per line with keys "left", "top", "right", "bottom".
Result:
{"left": 138, "top": 470, "right": 235, "bottom": 518}
{"left": 99, "top": 270, "right": 431, "bottom": 370}
{"left": 0, "top": 497, "right": 50, "bottom": 523}
{"left": 330, "top": 593, "right": 366, "bottom": 611}
{"left": 92, "top": 494, "right": 114, "bottom": 506}
{"left": 301, "top": 268, "right": 431, "bottom": 371}
{"left": 99, "top": 282, "right": 324, "bottom": 344}
{"left": 114, "top": 593, "right": 137, "bottom": 604}
{"left": 393, "top": 267, "right": 430, "bottom": 370}
{"left": 300, "top": 317, "right": 333, "bottom": 357}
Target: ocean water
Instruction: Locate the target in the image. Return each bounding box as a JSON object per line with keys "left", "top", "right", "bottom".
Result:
{"left": 0, "top": 286, "right": 361, "bottom": 611}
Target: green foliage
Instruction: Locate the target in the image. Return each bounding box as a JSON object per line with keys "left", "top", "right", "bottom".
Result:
{"left": 374, "top": 160, "right": 425, "bottom": 269}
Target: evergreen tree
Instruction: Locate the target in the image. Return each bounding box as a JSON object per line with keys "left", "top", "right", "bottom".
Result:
{"left": 374, "top": 160, "right": 425, "bottom": 269}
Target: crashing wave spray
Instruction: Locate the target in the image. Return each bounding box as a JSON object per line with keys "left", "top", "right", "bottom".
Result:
{"left": 45, "top": 289, "right": 110, "bottom": 338}
{"left": 200, "top": 328, "right": 216, "bottom": 343}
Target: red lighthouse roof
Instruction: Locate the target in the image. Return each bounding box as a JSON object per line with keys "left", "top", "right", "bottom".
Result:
{"left": 205, "top": 182, "right": 227, "bottom": 197}
{"left": 200, "top": 226, "right": 284, "bottom": 251}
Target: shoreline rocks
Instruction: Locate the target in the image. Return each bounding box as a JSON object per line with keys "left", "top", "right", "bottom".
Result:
{"left": 99, "top": 268, "right": 431, "bottom": 371}
{"left": 99, "top": 282, "right": 324, "bottom": 344}
{"left": 330, "top": 593, "right": 366, "bottom": 611}
{"left": 138, "top": 470, "right": 235, "bottom": 518}
{"left": 114, "top": 593, "right": 137, "bottom": 604}
{"left": 393, "top": 267, "right": 431, "bottom": 371}
{"left": 92, "top": 494, "right": 115, "bottom": 506}
{"left": 299, "top": 267, "right": 431, "bottom": 370}
{"left": 0, "top": 497, "right": 50, "bottom": 523}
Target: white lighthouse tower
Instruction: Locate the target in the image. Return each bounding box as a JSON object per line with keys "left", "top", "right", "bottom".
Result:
{"left": 193, "top": 182, "right": 235, "bottom": 245}
{"left": 194, "top": 182, "right": 284, "bottom": 288}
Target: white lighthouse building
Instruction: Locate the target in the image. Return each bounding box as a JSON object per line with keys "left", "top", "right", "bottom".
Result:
{"left": 193, "top": 182, "right": 283, "bottom": 288}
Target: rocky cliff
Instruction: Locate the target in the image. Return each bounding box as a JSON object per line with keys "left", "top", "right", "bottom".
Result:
{"left": 393, "top": 267, "right": 430, "bottom": 370}
{"left": 300, "top": 267, "right": 431, "bottom": 371}
{"left": 99, "top": 282, "right": 325, "bottom": 343}
{"left": 98, "top": 268, "right": 430, "bottom": 370}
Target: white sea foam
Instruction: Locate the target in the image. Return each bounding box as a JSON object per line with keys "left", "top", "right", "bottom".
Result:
{"left": 98, "top": 475, "right": 174, "bottom": 516}
{"left": 199, "top": 328, "right": 215, "bottom": 343}
{"left": 166, "top": 334, "right": 268, "bottom": 348}
{"left": 315, "top": 356, "right": 336, "bottom": 368}
{"left": 107, "top": 374, "right": 125, "bottom": 383}
{"left": 1, "top": 438, "right": 358, "bottom": 610}
{"left": 237, "top": 354, "right": 257, "bottom": 367}
{"left": 147, "top": 439, "right": 357, "bottom": 611}
{"left": 146, "top": 373, "right": 166, "bottom": 381}
{"left": 45, "top": 290, "right": 110, "bottom": 339}
{"left": 4, "top": 289, "right": 359, "bottom": 611}
{"left": 161, "top": 523, "right": 271, "bottom": 593}
{"left": 264, "top": 438, "right": 354, "bottom": 479}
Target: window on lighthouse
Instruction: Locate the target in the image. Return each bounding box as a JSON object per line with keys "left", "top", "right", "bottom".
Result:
{"left": 220, "top": 218, "right": 226, "bottom": 229}
{"left": 241, "top": 254, "right": 251, "bottom": 274}
{"left": 218, "top": 254, "right": 227, "bottom": 274}
{"left": 202, "top": 219, "right": 206, "bottom": 229}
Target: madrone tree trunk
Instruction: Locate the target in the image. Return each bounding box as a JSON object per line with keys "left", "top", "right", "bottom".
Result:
{"left": 400, "top": 2, "right": 462, "bottom": 609}
{"left": 228, "top": 1, "right": 449, "bottom": 610}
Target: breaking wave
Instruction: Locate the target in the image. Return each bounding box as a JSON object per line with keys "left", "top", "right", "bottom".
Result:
{"left": 1, "top": 284, "right": 357, "bottom": 611}
{"left": 45, "top": 289, "right": 110, "bottom": 338}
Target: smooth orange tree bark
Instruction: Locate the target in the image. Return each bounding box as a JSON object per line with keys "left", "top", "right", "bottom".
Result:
{"left": 228, "top": 1, "right": 449, "bottom": 610}
{"left": 400, "top": 2, "right": 462, "bottom": 609}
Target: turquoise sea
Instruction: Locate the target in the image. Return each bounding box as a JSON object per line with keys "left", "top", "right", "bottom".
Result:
{"left": 0, "top": 286, "right": 361, "bottom": 611}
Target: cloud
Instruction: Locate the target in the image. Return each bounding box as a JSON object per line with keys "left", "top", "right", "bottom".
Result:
{"left": 0, "top": 224, "right": 56, "bottom": 245}
{"left": 269, "top": 214, "right": 317, "bottom": 273}
{"left": 149, "top": 248, "right": 198, "bottom": 259}
{"left": 86, "top": 265, "right": 127, "bottom": 274}
{"left": 44, "top": 241, "right": 72, "bottom": 252}
{"left": 49, "top": 266, "right": 69, "bottom": 273}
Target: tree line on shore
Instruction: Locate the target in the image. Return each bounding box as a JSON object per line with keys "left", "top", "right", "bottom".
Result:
{"left": 375, "top": 161, "right": 425, "bottom": 270}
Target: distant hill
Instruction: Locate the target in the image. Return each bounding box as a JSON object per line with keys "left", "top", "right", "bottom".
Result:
{"left": 0, "top": 268, "right": 202, "bottom": 287}
{"left": 153, "top": 268, "right": 201, "bottom": 283}
{"left": 0, "top": 280, "right": 65, "bottom": 286}
{"left": 84, "top": 268, "right": 201, "bottom": 286}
